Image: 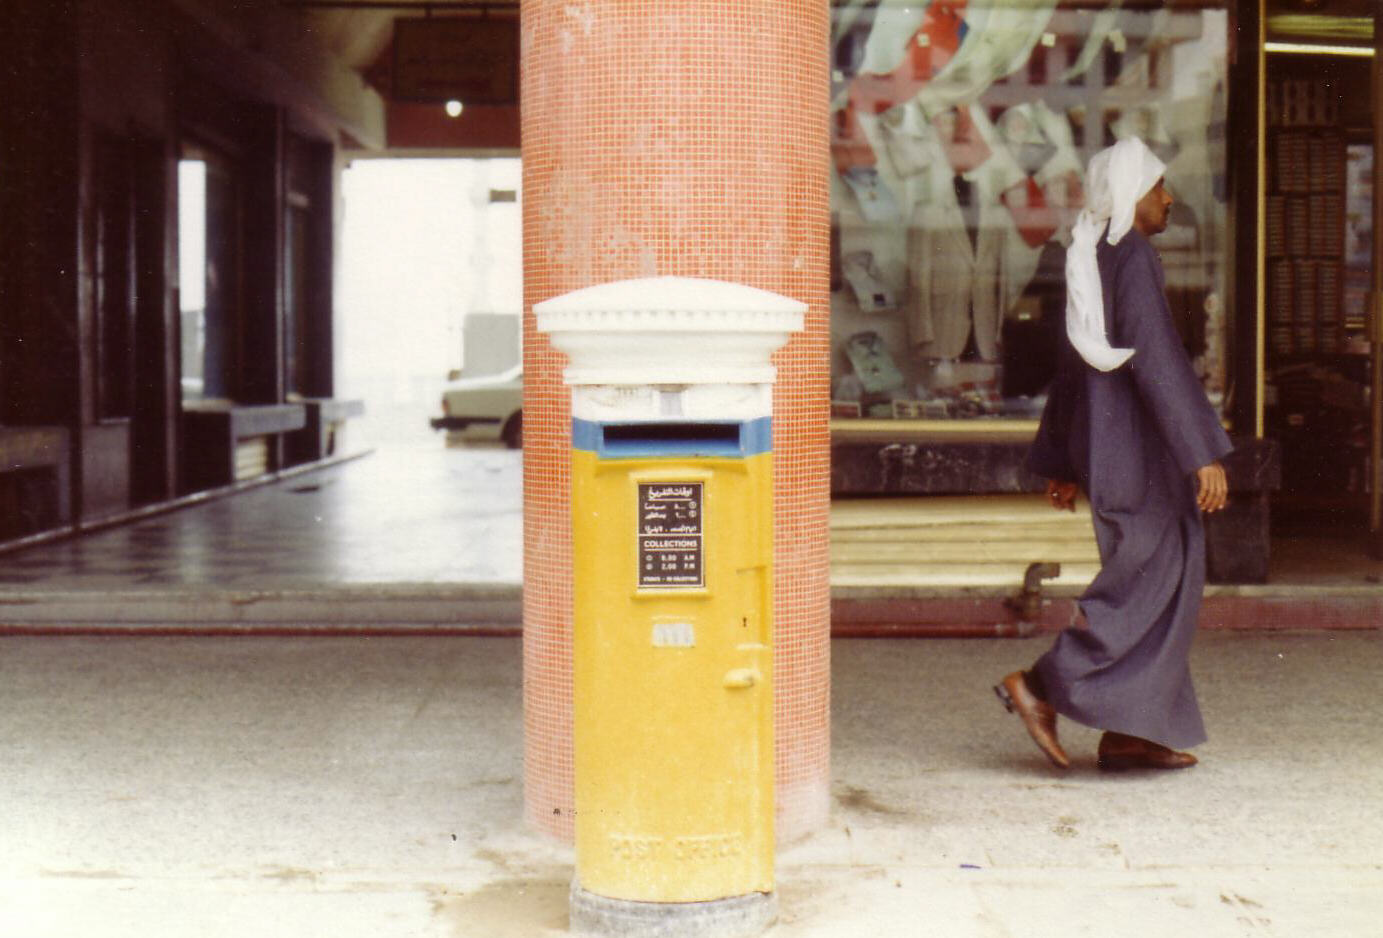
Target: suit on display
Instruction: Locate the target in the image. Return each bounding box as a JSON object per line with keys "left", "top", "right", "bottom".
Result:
{"left": 905, "top": 106, "right": 1025, "bottom": 362}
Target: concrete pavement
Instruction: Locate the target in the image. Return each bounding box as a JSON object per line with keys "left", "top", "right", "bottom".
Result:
{"left": 2, "top": 631, "right": 1379, "bottom": 937}
{"left": 0, "top": 439, "right": 1379, "bottom": 935}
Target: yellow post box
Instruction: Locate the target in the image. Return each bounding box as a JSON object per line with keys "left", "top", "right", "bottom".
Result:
{"left": 537, "top": 277, "right": 805, "bottom": 938}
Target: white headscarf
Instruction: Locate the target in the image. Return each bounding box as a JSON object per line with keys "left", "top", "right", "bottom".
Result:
{"left": 1065, "top": 136, "right": 1166, "bottom": 370}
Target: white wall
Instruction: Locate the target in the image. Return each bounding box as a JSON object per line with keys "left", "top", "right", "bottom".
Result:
{"left": 337, "top": 157, "right": 522, "bottom": 445}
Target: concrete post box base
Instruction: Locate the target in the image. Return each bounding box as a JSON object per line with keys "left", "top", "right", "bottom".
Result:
{"left": 570, "top": 885, "right": 776, "bottom": 938}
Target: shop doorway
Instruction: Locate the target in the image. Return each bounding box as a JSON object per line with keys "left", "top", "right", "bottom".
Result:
{"left": 1261, "top": 44, "right": 1381, "bottom": 563}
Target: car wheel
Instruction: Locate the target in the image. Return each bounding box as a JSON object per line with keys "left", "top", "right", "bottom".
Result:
{"left": 501, "top": 412, "right": 523, "bottom": 449}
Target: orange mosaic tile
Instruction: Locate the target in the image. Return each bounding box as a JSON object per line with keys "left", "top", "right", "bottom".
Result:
{"left": 520, "top": 0, "right": 832, "bottom": 842}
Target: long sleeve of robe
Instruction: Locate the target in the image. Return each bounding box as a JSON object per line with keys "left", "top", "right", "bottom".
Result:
{"left": 1023, "top": 230, "right": 1233, "bottom": 749}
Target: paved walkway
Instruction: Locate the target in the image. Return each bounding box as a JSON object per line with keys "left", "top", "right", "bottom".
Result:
{"left": 1, "top": 441, "right": 1379, "bottom": 934}
{"left": 1, "top": 632, "right": 1379, "bottom": 937}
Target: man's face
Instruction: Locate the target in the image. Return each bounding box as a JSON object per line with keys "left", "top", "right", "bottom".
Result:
{"left": 1133, "top": 177, "right": 1174, "bottom": 236}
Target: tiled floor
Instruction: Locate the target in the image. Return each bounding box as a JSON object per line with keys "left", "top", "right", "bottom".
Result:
{"left": 0, "top": 444, "right": 523, "bottom": 590}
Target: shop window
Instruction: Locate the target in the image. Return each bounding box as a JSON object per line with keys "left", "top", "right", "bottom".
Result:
{"left": 1263, "top": 58, "right": 1374, "bottom": 527}
{"left": 829, "top": 1, "right": 1231, "bottom": 423}
{"left": 178, "top": 146, "right": 241, "bottom": 402}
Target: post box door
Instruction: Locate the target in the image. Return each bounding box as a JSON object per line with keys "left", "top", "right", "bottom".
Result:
{"left": 572, "top": 456, "right": 774, "bottom": 902}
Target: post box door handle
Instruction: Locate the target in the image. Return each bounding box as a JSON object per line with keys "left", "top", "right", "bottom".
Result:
{"left": 722, "top": 668, "right": 760, "bottom": 689}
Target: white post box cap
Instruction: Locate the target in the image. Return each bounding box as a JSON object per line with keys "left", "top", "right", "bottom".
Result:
{"left": 535, "top": 276, "right": 806, "bottom": 386}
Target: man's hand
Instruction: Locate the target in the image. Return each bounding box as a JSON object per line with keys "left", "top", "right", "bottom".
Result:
{"left": 1196, "top": 462, "right": 1228, "bottom": 514}
{"left": 1046, "top": 479, "right": 1079, "bottom": 512}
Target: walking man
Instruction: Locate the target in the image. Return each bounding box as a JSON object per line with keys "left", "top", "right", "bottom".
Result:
{"left": 996, "top": 136, "right": 1232, "bottom": 771}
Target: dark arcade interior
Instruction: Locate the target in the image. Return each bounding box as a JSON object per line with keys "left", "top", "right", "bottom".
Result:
{"left": 0, "top": 0, "right": 519, "bottom": 547}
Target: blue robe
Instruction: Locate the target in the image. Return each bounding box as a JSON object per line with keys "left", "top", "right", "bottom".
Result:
{"left": 1025, "top": 229, "right": 1233, "bottom": 749}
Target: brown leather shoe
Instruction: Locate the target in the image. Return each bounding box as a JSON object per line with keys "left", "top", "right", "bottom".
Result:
{"left": 1097, "top": 732, "right": 1198, "bottom": 772}
{"left": 994, "top": 671, "right": 1070, "bottom": 769}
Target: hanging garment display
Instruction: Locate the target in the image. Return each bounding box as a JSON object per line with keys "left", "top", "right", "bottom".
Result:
{"left": 992, "top": 101, "right": 1085, "bottom": 317}
{"left": 915, "top": 0, "right": 1059, "bottom": 119}
{"left": 892, "top": 101, "right": 1088, "bottom": 368}
{"left": 1165, "top": 108, "right": 1215, "bottom": 217}
{"left": 880, "top": 101, "right": 938, "bottom": 179}
{"left": 841, "top": 165, "right": 903, "bottom": 223}
{"left": 858, "top": 2, "right": 933, "bottom": 76}
{"left": 832, "top": 0, "right": 967, "bottom": 179}
{"left": 832, "top": 0, "right": 878, "bottom": 83}
{"left": 1028, "top": 101, "right": 1084, "bottom": 188}
{"left": 1064, "top": 4, "right": 1169, "bottom": 87}
{"left": 825, "top": 1, "right": 1231, "bottom": 422}
{"left": 1161, "top": 82, "right": 1222, "bottom": 371}
{"left": 844, "top": 330, "right": 908, "bottom": 395}
{"left": 994, "top": 103, "right": 1057, "bottom": 306}
{"left": 842, "top": 251, "right": 900, "bottom": 313}
{"left": 1059, "top": 5, "right": 1120, "bottom": 84}
{"left": 906, "top": 104, "right": 1028, "bottom": 362}
{"left": 931, "top": 99, "right": 994, "bottom": 176}
{"left": 1109, "top": 100, "right": 1173, "bottom": 151}
{"left": 996, "top": 177, "right": 1055, "bottom": 315}
{"left": 999, "top": 102, "right": 1057, "bottom": 176}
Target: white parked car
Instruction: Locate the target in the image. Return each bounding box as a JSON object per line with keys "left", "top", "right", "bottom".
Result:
{"left": 429, "top": 365, "right": 523, "bottom": 448}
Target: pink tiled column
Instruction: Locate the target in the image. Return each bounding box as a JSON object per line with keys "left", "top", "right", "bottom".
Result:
{"left": 520, "top": 1, "right": 831, "bottom": 842}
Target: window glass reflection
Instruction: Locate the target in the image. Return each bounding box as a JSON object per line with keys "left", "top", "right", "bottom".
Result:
{"left": 830, "top": 1, "right": 1230, "bottom": 421}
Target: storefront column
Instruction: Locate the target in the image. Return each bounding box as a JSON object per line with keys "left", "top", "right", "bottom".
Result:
{"left": 1371, "top": 0, "right": 1383, "bottom": 557}
{"left": 520, "top": 1, "right": 831, "bottom": 841}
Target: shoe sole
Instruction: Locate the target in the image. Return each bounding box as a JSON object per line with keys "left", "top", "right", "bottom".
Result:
{"left": 1097, "top": 754, "right": 1198, "bottom": 772}
{"left": 994, "top": 681, "right": 1070, "bottom": 769}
